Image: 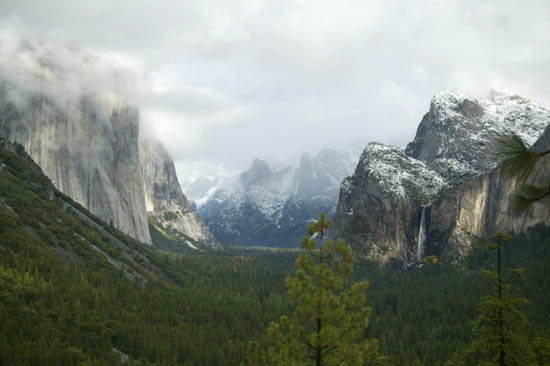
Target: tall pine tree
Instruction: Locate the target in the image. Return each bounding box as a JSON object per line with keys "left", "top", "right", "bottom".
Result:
{"left": 244, "top": 213, "right": 386, "bottom": 366}
{"left": 446, "top": 233, "right": 534, "bottom": 366}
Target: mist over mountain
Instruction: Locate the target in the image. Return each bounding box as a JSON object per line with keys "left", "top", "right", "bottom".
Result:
{"left": 0, "top": 34, "right": 217, "bottom": 249}
{"left": 2, "top": 2, "right": 550, "bottom": 365}
{"left": 196, "top": 148, "right": 360, "bottom": 247}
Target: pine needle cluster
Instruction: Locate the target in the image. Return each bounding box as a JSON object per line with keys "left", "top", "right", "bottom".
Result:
{"left": 495, "top": 131, "right": 550, "bottom": 212}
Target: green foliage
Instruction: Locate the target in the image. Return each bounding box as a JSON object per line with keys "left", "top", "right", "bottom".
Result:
{"left": 0, "top": 140, "right": 295, "bottom": 366}
{"left": 163, "top": 211, "right": 178, "bottom": 221}
{"left": 440, "top": 169, "right": 478, "bottom": 187}
{"left": 495, "top": 131, "right": 550, "bottom": 212}
{"left": 532, "top": 337, "right": 550, "bottom": 366}
{"left": 1, "top": 138, "right": 550, "bottom": 365}
{"left": 246, "top": 214, "right": 387, "bottom": 366}
{"left": 495, "top": 133, "right": 540, "bottom": 179}
{"left": 421, "top": 255, "right": 439, "bottom": 265}
{"left": 446, "top": 233, "right": 534, "bottom": 366}
{"left": 509, "top": 182, "right": 550, "bottom": 213}
{"left": 148, "top": 216, "right": 199, "bottom": 253}
{"left": 148, "top": 215, "right": 207, "bottom": 254}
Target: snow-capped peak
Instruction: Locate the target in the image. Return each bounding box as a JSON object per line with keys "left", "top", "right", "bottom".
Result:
{"left": 407, "top": 89, "right": 549, "bottom": 179}
{"left": 357, "top": 142, "right": 447, "bottom": 202}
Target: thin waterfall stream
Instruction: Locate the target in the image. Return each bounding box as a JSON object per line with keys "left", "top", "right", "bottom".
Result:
{"left": 417, "top": 206, "right": 427, "bottom": 262}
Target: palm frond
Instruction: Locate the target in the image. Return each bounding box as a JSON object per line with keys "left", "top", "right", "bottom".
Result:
{"left": 495, "top": 132, "right": 541, "bottom": 179}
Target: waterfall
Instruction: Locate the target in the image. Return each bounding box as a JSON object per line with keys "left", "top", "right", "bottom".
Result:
{"left": 417, "top": 206, "right": 427, "bottom": 262}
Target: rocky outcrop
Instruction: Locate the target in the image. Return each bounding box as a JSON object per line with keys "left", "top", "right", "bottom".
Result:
{"left": 333, "top": 90, "right": 550, "bottom": 267}
{"left": 0, "top": 89, "right": 152, "bottom": 244}
{"left": 140, "top": 138, "right": 220, "bottom": 249}
{"left": 199, "top": 149, "right": 358, "bottom": 247}
{"left": 0, "top": 38, "right": 224, "bottom": 248}
{"left": 428, "top": 132, "right": 550, "bottom": 260}
{"left": 0, "top": 38, "right": 154, "bottom": 244}
{"left": 331, "top": 143, "right": 447, "bottom": 264}
{"left": 406, "top": 90, "right": 549, "bottom": 181}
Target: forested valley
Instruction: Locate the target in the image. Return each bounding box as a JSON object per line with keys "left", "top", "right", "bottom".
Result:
{"left": 1, "top": 136, "right": 550, "bottom": 366}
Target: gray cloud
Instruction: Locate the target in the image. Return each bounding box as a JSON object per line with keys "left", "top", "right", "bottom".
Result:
{"left": 0, "top": 0, "right": 549, "bottom": 180}
{"left": 0, "top": 25, "right": 145, "bottom": 110}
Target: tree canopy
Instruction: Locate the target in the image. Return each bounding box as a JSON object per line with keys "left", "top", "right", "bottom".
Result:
{"left": 245, "top": 213, "right": 386, "bottom": 366}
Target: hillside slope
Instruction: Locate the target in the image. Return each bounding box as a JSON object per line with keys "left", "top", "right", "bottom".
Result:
{"left": 0, "top": 134, "right": 289, "bottom": 365}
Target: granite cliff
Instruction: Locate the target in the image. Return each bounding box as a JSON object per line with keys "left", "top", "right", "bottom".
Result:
{"left": 428, "top": 124, "right": 550, "bottom": 260}
{"left": 332, "top": 90, "right": 550, "bottom": 267}
{"left": 140, "top": 138, "right": 220, "bottom": 249}
{"left": 0, "top": 88, "right": 152, "bottom": 244}
{"left": 0, "top": 38, "right": 219, "bottom": 248}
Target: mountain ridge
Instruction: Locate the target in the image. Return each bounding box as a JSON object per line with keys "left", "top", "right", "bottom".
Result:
{"left": 198, "top": 148, "right": 359, "bottom": 247}
{"left": 332, "top": 90, "right": 550, "bottom": 267}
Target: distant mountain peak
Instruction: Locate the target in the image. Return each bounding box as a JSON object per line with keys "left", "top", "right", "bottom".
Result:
{"left": 198, "top": 148, "right": 360, "bottom": 247}
{"left": 240, "top": 158, "right": 273, "bottom": 187}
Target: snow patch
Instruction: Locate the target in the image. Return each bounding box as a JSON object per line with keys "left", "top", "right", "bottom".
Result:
{"left": 359, "top": 143, "right": 447, "bottom": 201}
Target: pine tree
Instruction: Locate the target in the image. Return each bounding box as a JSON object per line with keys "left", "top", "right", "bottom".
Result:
{"left": 244, "top": 213, "right": 386, "bottom": 366}
{"left": 446, "top": 233, "right": 534, "bottom": 366}
{"left": 495, "top": 132, "right": 550, "bottom": 212}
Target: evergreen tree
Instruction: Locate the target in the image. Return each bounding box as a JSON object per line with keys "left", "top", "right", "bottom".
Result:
{"left": 245, "top": 213, "right": 386, "bottom": 366}
{"left": 495, "top": 132, "right": 550, "bottom": 212}
{"left": 446, "top": 233, "right": 534, "bottom": 366}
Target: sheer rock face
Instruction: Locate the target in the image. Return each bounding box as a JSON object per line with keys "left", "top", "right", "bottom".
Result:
{"left": 428, "top": 132, "right": 550, "bottom": 260}
{"left": 333, "top": 90, "right": 550, "bottom": 267}
{"left": 531, "top": 124, "right": 550, "bottom": 153}
{"left": 140, "top": 138, "right": 220, "bottom": 249}
{"left": 0, "top": 90, "right": 152, "bottom": 244}
{"left": 331, "top": 143, "right": 446, "bottom": 265}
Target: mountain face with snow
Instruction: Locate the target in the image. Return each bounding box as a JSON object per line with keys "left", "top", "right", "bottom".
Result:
{"left": 405, "top": 90, "right": 549, "bottom": 181}
{"left": 198, "top": 149, "right": 358, "bottom": 247}
{"left": 332, "top": 143, "right": 448, "bottom": 264}
{"left": 140, "top": 139, "right": 219, "bottom": 249}
{"left": 332, "top": 90, "right": 550, "bottom": 268}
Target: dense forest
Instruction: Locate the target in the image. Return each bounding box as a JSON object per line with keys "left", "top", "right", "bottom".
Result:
{"left": 1, "top": 138, "right": 550, "bottom": 365}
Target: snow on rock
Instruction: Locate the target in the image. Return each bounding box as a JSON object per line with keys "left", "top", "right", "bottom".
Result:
{"left": 355, "top": 142, "right": 447, "bottom": 202}
{"left": 199, "top": 149, "right": 360, "bottom": 247}
{"left": 333, "top": 88, "right": 550, "bottom": 266}
{"left": 406, "top": 89, "right": 550, "bottom": 181}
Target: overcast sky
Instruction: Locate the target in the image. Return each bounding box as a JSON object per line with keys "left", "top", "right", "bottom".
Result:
{"left": 1, "top": 0, "right": 549, "bottom": 180}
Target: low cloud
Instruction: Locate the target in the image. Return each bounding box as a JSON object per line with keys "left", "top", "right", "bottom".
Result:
{"left": 0, "top": 24, "right": 145, "bottom": 110}
{"left": 0, "top": 0, "right": 549, "bottom": 180}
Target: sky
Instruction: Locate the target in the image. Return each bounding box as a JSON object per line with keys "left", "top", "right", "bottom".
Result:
{"left": 0, "top": 0, "right": 549, "bottom": 181}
